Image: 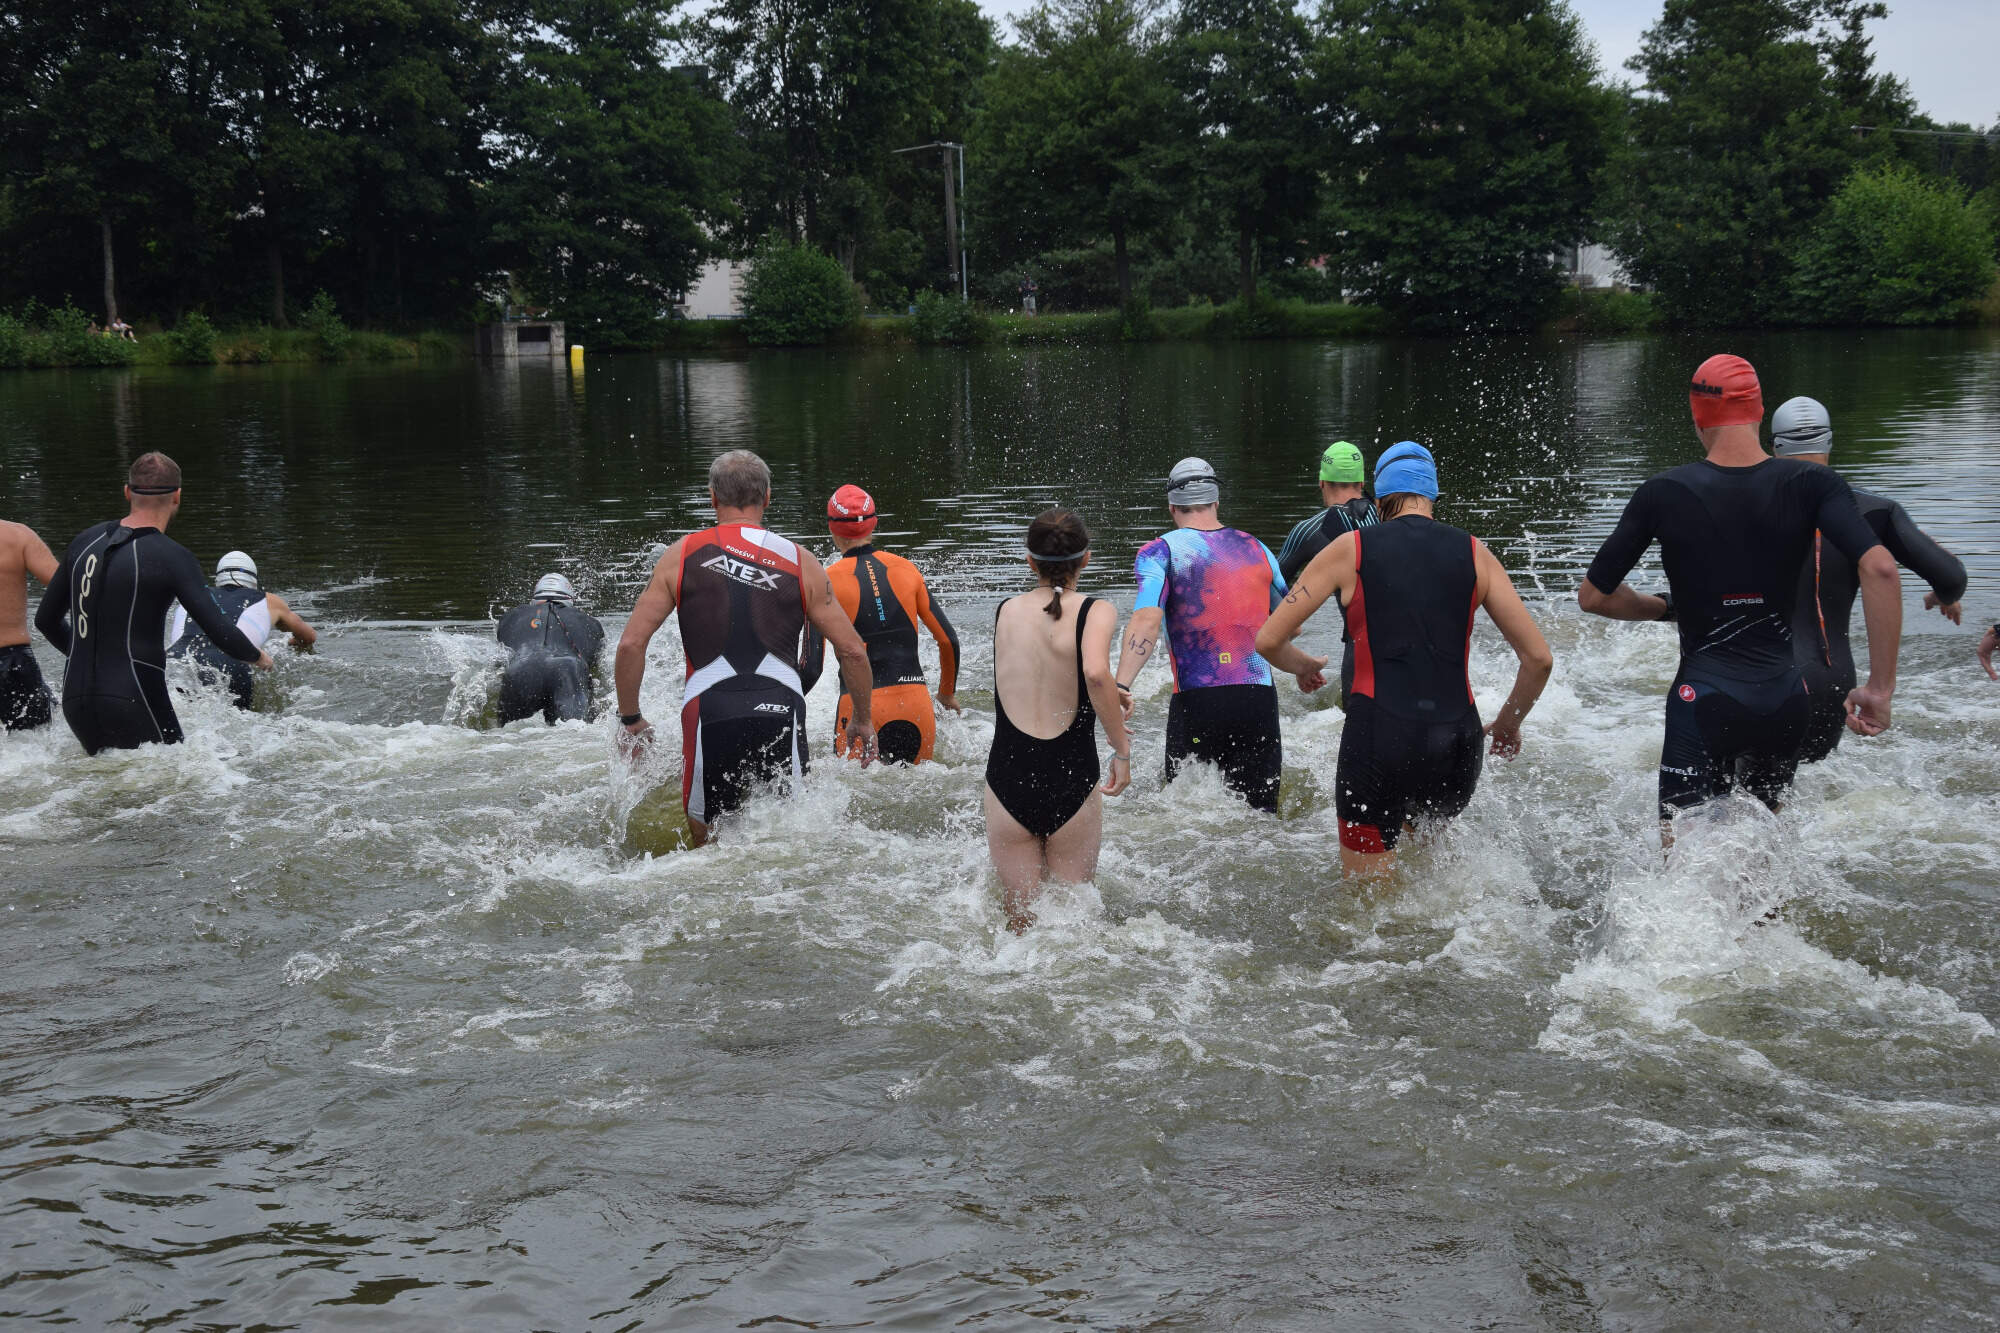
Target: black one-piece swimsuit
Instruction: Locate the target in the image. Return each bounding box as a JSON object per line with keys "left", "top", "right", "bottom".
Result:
{"left": 985, "top": 596, "right": 1100, "bottom": 840}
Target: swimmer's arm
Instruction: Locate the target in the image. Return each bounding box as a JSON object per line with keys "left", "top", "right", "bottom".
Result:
{"left": 1575, "top": 580, "right": 1668, "bottom": 620}
{"left": 24, "top": 528, "right": 57, "bottom": 586}
{"left": 268, "top": 594, "right": 317, "bottom": 649}
{"left": 802, "top": 550, "right": 873, "bottom": 742}
{"left": 917, "top": 582, "right": 960, "bottom": 706}
{"left": 1476, "top": 541, "right": 1554, "bottom": 754}
{"left": 1880, "top": 501, "right": 1966, "bottom": 612}
{"left": 615, "top": 538, "right": 682, "bottom": 724}
{"left": 1114, "top": 606, "right": 1163, "bottom": 690}
{"left": 1082, "top": 600, "right": 1131, "bottom": 794}
{"left": 1578, "top": 487, "right": 1665, "bottom": 619}
{"left": 35, "top": 547, "right": 72, "bottom": 654}
{"left": 1847, "top": 545, "right": 1901, "bottom": 733}
{"left": 1255, "top": 534, "right": 1347, "bottom": 675}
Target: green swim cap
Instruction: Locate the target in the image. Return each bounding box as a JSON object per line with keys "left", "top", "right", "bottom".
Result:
{"left": 1319, "top": 440, "right": 1364, "bottom": 484}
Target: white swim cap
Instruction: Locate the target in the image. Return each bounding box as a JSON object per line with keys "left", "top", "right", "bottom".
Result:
{"left": 215, "top": 550, "right": 260, "bottom": 589}
{"left": 534, "top": 572, "right": 577, "bottom": 604}
{"left": 1771, "top": 396, "right": 1832, "bottom": 458}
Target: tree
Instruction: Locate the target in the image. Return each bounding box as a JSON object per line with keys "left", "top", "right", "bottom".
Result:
{"left": 489, "top": 0, "right": 740, "bottom": 348}
{"left": 1788, "top": 163, "right": 1997, "bottom": 323}
{"left": 1602, "top": 0, "right": 1913, "bottom": 326}
{"left": 1315, "top": 0, "right": 1612, "bottom": 331}
{"left": 1166, "top": 0, "right": 1320, "bottom": 305}
{"left": 702, "top": 0, "right": 990, "bottom": 286}
{"left": 972, "top": 1, "right": 1181, "bottom": 308}
{"left": 0, "top": 0, "right": 239, "bottom": 324}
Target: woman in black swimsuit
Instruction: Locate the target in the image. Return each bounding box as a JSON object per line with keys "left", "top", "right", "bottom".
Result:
{"left": 984, "top": 510, "right": 1132, "bottom": 931}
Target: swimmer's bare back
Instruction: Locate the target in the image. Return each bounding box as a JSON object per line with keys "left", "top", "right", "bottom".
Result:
{"left": 0, "top": 519, "right": 59, "bottom": 648}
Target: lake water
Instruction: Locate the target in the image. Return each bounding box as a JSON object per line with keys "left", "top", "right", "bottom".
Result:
{"left": 2, "top": 330, "right": 1997, "bottom": 1329}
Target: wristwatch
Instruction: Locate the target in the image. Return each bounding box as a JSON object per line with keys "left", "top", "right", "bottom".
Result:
{"left": 1656, "top": 591, "right": 1676, "bottom": 623}
{"left": 619, "top": 712, "right": 645, "bottom": 727}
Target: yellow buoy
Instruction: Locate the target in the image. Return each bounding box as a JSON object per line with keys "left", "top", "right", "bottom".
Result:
{"left": 569, "top": 344, "right": 585, "bottom": 369}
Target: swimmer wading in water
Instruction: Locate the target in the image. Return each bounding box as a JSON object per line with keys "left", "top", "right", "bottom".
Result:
{"left": 37, "top": 453, "right": 273, "bottom": 755}
{"left": 821, "top": 484, "right": 961, "bottom": 764}
{"left": 1258, "top": 442, "right": 1552, "bottom": 877}
{"left": 615, "top": 450, "right": 877, "bottom": 848}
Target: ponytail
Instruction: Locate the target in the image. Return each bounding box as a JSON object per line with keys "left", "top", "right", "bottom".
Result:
{"left": 1025, "top": 508, "right": 1090, "bottom": 616}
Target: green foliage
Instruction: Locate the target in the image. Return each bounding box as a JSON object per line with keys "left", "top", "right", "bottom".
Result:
{"left": 1317, "top": 0, "right": 1613, "bottom": 332}
{"left": 0, "top": 302, "right": 137, "bottom": 367}
{"left": 742, "top": 240, "right": 862, "bottom": 345}
{"left": 1602, "top": 0, "right": 1913, "bottom": 326}
{"left": 705, "top": 0, "right": 991, "bottom": 296}
{"left": 491, "top": 0, "right": 741, "bottom": 351}
{"left": 1787, "top": 165, "right": 1998, "bottom": 324}
{"left": 299, "top": 292, "right": 353, "bottom": 361}
{"left": 0, "top": 313, "right": 31, "bottom": 368}
{"left": 973, "top": 1, "right": 1182, "bottom": 307}
{"left": 1557, "top": 288, "right": 1661, "bottom": 333}
{"left": 910, "top": 292, "right": 988, "bottom": 344}
{"left": 416, "top": 331, "right": 464, "bottom": 359}
{"left": 1166, "top": 0, "right": 1321, "bottom": 304}
{"left": 168, "top": 312, "right": 219, "bottom": 365}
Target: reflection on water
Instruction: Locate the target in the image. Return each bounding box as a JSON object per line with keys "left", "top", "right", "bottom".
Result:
{"left": 1, "top": 330, "right": 1996, "bottom": 1327}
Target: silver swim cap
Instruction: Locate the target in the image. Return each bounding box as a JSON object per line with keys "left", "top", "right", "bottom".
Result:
{"left": 215, "top": 550, "right": 260, "bottom": 590}
{"left": 533, "top": 572, "right": 577, "bottom": 604}
{"left": 1167, "top": 456, "right": 1220, "bottom": 507}
{"left": 1772, "top": 396, "right": 1832, "bottom": 458}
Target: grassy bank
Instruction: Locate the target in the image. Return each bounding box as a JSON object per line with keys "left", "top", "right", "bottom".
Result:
{"left": 0, "top": 302, "right": 466, "bottom": 370}
{"left": 651, "top": 297, "right": 1390, "bottom": 352}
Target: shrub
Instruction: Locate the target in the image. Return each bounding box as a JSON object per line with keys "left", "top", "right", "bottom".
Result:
{"left": 41, "top": 303, "right": 136, "bottom": 366}
{"left": 416, "top": 330, "right": 463, "bottom": 359}
{"left": 910, "top": 291, "right": 987, "bottom": 345}
{"left": 1560, "top": 288, "right": 1659, "bottom": 334}
{"left": 1789, "top": 165, "right": 1999, "bottom": 325}
{"left": 168, "top": 312, "right": 219, "bottom": 364}
{"left": 741, "top": 239, "right": 859, "bottom": 346}
{"left": 219, "top": 333, "right": 275, "bottom": 364}
{"left": 298, "top": 290, "right": 353, "bottom": 359}
{"left": 0, "top": 312, "right": 28, "bottom": 368}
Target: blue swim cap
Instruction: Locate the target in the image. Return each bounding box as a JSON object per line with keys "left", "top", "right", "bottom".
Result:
{"left": 1374, "top": 440, "right": 1439, "bottom": 501}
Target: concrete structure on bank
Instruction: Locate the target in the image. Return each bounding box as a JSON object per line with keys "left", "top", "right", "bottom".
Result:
{"left": 475, "top": 320, "right": 567, "bottom": 358}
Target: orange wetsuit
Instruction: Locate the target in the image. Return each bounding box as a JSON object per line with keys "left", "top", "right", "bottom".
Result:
{"left": 826, "top": 544, "right": 959, "bottom": 764}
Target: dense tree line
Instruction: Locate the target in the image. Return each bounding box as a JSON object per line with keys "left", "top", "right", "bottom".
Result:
{"left": 1, "top": 0, "right": 1993, "bottom": 344}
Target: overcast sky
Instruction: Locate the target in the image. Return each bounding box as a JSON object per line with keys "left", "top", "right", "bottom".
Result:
{"left": 974, "top": 0, "right": 1998, "bottom": 128}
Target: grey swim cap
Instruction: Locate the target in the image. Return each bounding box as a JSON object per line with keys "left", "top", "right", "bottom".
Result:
{"left": 1772, "top": 396, "right": 1832, "bottom": 457}
{"left": 215, "top": 550, "right": 260, "bottom": 590}
{"left": 534, "top": 572, "right": 577, "bottom": 604}
{"left": 1167, "top": 456, "right": 1220, "bottom": 507}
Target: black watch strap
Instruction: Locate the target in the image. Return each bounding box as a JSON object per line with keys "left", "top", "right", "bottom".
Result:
{"left": 620, "top": 711, "right": 645, "bottom": 727}
{"left": 1656, "top": 591, "right": 1676, "bottom": 623}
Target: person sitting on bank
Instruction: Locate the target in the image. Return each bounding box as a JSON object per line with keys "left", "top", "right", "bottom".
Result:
{"left": 496, "top": 573, "right": 604, "bottom": 725}
{"left": 822, "top": 485, "right": 960, "bottom": 764}
{"left": 169, "top": 550, "right": 317, "bottom": 711}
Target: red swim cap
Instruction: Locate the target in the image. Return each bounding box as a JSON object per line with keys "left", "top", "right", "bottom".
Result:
{"left": 827, "top": 484, "right": 877, "bottom": 535}
{"left": 1688, "top": 354, "right": 1763, "bottom": 429}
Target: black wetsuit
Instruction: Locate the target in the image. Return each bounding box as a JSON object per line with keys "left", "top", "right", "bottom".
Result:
{"left": 1335, "top": 515, "right": 1484, "bottom": 852}
{"left": 986, "top": 598, "right": 1102, "bottom": 839}
{"left": 1277, "top": 497, "right": 1379, "bottom": 587}
{"left": 169, "top": 584, "right": 266, "bottom": 709}
{"left": 1585, "top": 458, "right": 1881, "bottom": 817}
{"left": 36, "top": 522, "right": 261, "bottom": 754}
{"left": 1278, "top": 498, "right": 1378, "bottom": 701}
{"left": 496, "top": 599, "right": 605, "bottom": 725}
{"left": 1792, "top": 488, "right": 1965, "bottom": 763}
{"left": 0, "top": 643, "right": 54, "bottom": 731}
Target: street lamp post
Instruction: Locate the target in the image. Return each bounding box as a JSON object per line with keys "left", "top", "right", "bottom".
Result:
{"left": 894, "top": 141, "right": 968, "bottom": 300}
